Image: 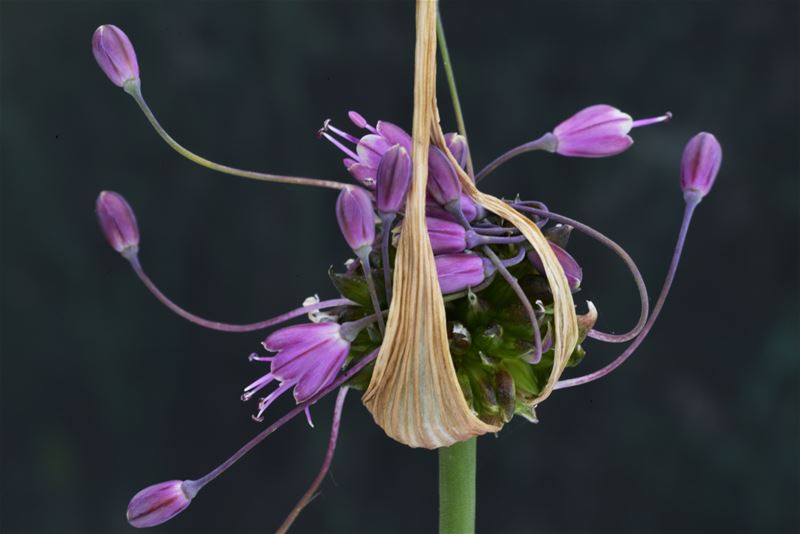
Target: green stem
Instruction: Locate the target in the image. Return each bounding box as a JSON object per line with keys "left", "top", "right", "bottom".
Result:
{"left": 437, "top": 9, "right": 478, "bottom": 534}
{"left": 439, "top": 437, "right": 477, "bottom": 534}
{"left": 436, "top": 9, "right": 475, "bottom": 178}
{"left": 122, "top": 79, "right": 348, "bottom": 191}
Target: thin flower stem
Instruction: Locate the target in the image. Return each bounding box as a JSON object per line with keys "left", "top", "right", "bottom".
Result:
{"left": 513, "top": 204, "right": 649, "bottom": 343}
{"left": 276, "top": 387, "right": 349, "bottom": 534}
{"left": 555, "top": 196, "right": 699, "bottom": 389}
{"left": 475, "top": 134, "right": 557, "bottom": 183}
{"left": 483, "top": 245, "right": 543, "bottom": 364}
{"left": 187, "top": 350, "right": 378, "bottom": 494}
{"left": 123, "top": 80, "right": 348, "bottom": 191}
{"left": 436, "top": 8, "right": 474, "bottom": 178}
{"left": 380, "top": 213, "right": 395, "bottom": 303}
{"left": 439, "top": 437, "right": 477, "bottom": 534}
{"left": 359, "top": 254, "right": 386, "bottom": 335}
{"left": 128, "top": 254, "right": 353, "bottom": 332}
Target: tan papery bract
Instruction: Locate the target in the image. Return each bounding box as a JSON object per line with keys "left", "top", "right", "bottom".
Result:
{"left": 363, "top": 0, "right": 578, "bottom": 448}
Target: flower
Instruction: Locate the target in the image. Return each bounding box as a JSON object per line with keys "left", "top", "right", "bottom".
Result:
{"left": 427, "top": 217, "right": 468, "bottom": 254}
{"left": 92, "top": 25, "right": 139, "bottom": 87}
{"left": 551, "top": 104, "right": 671, "bottom": 157}
{"left": 126, "top": 480, "right": 196, "bottom": 528}
{"left": 680, "top": 132, "right": 722, "bottom": 200}
{"left": 375, "top": 144, "right": 412, "bottom": 215}
{"left": 244, "top": 322, "right": 351, "bottom": 420}
{"left": 427, "top": 145, "right": 462, "bottom": 207}
{"left": 434, "top": 253, "right": 492, "bottom": 294}
{"left": 95, "top": 191, "right": 139, "bottom": 258}
{"left": 336, "top": 186, "right": 376, "bottom": 256}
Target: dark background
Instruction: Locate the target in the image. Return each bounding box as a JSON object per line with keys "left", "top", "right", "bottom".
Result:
{"left": 1, "top": 1, "right": 798, "bottom": 533}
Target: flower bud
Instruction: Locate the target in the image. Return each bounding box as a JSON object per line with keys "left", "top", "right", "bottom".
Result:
{"left": 96, "top": 191, "right": 139, "bottom": 258}
{"left": 435, "top": 253, "right": 492, "bottom": 294}
{"left": 427, "top": 217, "right": 467, "bottom": 254}
{"left": 336, "top": 186, "right": 376, "bottom": 257}
{"left": 127, "top": 480, "right": 196, "bottom": 528}
{"left": 92, "top": 25, "right": 139, "bottom": 87}
{"left": 427, "top": 146, "right": 462, "bottom": 207}
{"left": 680, "top": 132, "right": 721, "bottom": 201}
{"left": 376, "top": 145, "right": 412, "bottom": 215}
{"left": 445, "top": 132, "right": 470, "bottom": 171}
{"left": 528, "top": 242, "right": 582, "bottom": 290}
{"left": 552, "top": 105, "right": 634, "bottom": 157}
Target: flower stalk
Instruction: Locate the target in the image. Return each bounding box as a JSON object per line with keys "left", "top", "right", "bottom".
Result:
{"left": 438, "top": 437, "right": 477, "bottom": 534}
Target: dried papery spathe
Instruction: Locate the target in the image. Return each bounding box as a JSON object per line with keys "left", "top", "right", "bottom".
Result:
{"left": 362, "top": 0, "right": 499, "bottom": 448}
{"left": 432, "top": 122, "right": 580, "bottom": 406}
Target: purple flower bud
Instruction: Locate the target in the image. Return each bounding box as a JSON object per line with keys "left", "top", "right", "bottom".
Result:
{"left": 96, "top": 191, "right": 139, "bottom": 258}
{"left": 427, "top": 146, "right": 462, "bottom": 207}
{"left": 435, "top": 253, "right": 492, "bottom": 294}
{"left": 528, "top": 242, "right": 583, "bottom": 290}
{"left": 427, "top": 217, "right": 467, "bottom": 254}
{"left": 552, "top": 105, "right": 634, "bottom": 157}
{"left": 445, "top": 132, "right": 470, "bottom": 171}
{"left": 680, "top": 132, "right": 721, "bottom": 200}
{"left": 376, "top": 145, "right": 412, "bottom": 215}
{"left": 336, "top": 187, "right": 375, "bottom": 256}
{"left": 92, "top": 25, "right": 139, "bottom": 87}
{"left": 127, "top": 480, "right": 195, "bottom": 528}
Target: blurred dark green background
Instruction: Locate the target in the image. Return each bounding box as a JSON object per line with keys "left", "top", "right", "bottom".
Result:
{"left": 1, "top": 1, "right": 798, "bottom": 533}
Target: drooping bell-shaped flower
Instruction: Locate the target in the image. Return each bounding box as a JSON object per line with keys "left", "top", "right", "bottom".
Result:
{"left": 127, "top": 480, "right": 197, "bottom": 528}
{"left": 680, "top": 132, "right": 722, "bottom": 201}
{"left": 528, "top": 242, "right": 583, "bottom": 290}
{"left": 96, "top": 191, "right": 139, "bottom": 258}
{"left": 92, "top": 25, "right": 139, "bottom": 87}
{"left": 551, "top": 104, "right": 671, "bottom": 158}
{"left": 376, "top": 144, "right": 412, "bottom": 215}
{"left": 336, "top": 186, "right": 376, "bottom": 257}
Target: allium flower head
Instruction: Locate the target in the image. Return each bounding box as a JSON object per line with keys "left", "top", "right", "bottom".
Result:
{"left": 92, "top": 25, "right": 139, "bottom": 87}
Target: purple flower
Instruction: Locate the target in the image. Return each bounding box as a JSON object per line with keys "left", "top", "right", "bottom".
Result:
{"left": 376, "top": 144, "right": 412, "bottom": 215}
{"left": 528, "top": 242, "right": 583, "bottom": 290}
{"left": 427, "top": 145, "right": 462, "bottom": 207}
{"left": 445, "top": 132, "right": 470, "bottom": 171}
{"left": 244, "top": 322, "right": 351, "bottom": 420}
{"left": 680, "top": 132, "right": 721, "bottom": 200}
{"left": 552, "top": 105, "right": 671, "bottom": 158}
{"left": 427, "top": 217, "right": 467, "bottom": 254}
{"left": 92, "top": 25, "right": 139, "bottom": 87}
{"left": 96, "top": 191, "right": 139, "bottom": 257}
{"left": 435, "top": 253, "right": 493, "bottom": 294}
{"left": 127, "top": 480, "right": 195, "bottom": 528}
{"left": 336, "top": 186, "right": 376, "bottom": 256}
{"left": 320, "top": 112, "right": 411, "bottom": 188}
